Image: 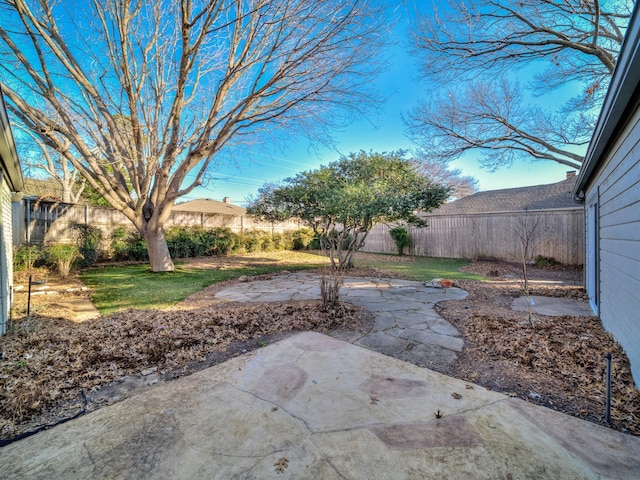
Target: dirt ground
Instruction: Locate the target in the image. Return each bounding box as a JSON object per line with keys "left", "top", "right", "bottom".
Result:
{"left": 1, "top": 258, "right": 639, "bottom": 445}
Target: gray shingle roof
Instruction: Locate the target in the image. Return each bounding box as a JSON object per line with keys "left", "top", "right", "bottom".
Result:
{"left": 23, "top": 177, "right": 65, "bottom": 199}
{"left": 431, "top": 177, "right": 579, "bottom": 215}
{"left": 173, "top": 198, "right": 246, "bottom": 215}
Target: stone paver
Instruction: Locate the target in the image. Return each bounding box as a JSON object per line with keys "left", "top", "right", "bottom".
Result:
{"left": 215, "top": 271, "right": 468, "bottom": 368}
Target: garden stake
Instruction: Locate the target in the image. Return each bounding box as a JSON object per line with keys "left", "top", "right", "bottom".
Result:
{"left": 606, "top": 352, "right": 612, "bottom": 424}
{"left": 8, "top": 287, "right": 13, "bottom": 334}
{"left": 27, "top": 274, "right": 32, "bottom": 317}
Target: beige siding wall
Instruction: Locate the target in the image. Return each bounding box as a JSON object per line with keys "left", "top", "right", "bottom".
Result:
{"left": 362, "top": 208, "right": 584, "bottom": 265}
{"left": 585, "top": 103, "right": 640, "bottom": 385}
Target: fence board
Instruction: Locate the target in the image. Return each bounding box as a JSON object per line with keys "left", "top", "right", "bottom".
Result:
{"left": 13, "top": 200, "right": 584, "bottom": 265}
{"left": 12, "top": 201, "right": 302, "bottom": 247}
{"left": 361, "top": 208, "right": 584, "bottom": 265}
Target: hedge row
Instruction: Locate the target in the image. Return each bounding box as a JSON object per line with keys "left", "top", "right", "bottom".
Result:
{"left": 14, "top": 226, "right": 318, "bottom": 270}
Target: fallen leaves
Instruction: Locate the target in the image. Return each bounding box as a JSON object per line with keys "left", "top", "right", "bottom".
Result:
{"left": 274, "top": 457, "right": 289, "bottom": 473}
{"left": 0, "top": 300, "right": 368, "bottom": 441}
{"left": 438, "top": 277, "right": 640, "bottom": 436}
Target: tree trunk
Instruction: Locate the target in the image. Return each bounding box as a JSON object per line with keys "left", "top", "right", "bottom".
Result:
{"left": 144, "top": 227, "right": 175, "bottom": 272}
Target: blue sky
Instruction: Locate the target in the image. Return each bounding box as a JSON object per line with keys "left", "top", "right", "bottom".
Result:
{"left": 180, "top": 4, "right": 580, "bottom": 207}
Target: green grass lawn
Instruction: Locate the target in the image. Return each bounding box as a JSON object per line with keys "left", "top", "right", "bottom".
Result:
{"left": 81, "top": 251, "right": 484, "bottom": 314}
{"left": 81, "top": 251, "right": 329, "bottom": 314}
{"left": 353, "top": 253, "right": 486, "bottom": 282}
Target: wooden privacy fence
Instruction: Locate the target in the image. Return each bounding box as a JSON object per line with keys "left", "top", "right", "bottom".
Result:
{"left": 12, "top": 200, "right": 302, "bottom": 247}
{"left": 13, "top": 200, "right": 585, "bottom": 265}
{"left": 361, "top": 208, "right": 585, "bottom": 266}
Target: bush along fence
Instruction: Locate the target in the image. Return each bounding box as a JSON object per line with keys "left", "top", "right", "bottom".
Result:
{"left": 12, "top": 199, "right": 303, "bottom": 249}
{"left": 13, "top": 226, "right": 318, "bottom": 275}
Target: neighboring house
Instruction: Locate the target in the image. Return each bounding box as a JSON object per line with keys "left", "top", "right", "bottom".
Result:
{"left": 172, "top": 196, "right": 301, "bottom": 235}
{"left": 432, "top": 174, "right": 578, "bottom": 215}
{"left": 0, "top": 88, "right": 24, "bottom": 334}
{"left": 173, "top": 197, "right": 246, "bottom": 216}
{"left": 573, "top": 5, "right": 640, "bottom": 385}
{"left": 22, "top": 177, "right": 66, "bottom": 201}
{"left": 12, "top": 177, "right": 73, "bottom": 245}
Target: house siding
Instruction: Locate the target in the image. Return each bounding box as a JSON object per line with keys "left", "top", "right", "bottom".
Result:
{"left": 0, "top": 174, "right": 12, "bottom": 334}
{"left": 584, "top": 102, "right": 640, "bottom": 383}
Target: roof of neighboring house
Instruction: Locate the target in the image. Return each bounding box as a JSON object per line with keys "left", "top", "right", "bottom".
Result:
{"left": 22, "top": 177, "right": 65, "bottom": 200}
{"left": 574, "top": 4, "right": 640, "bottom": 199}
{"left": 429, "top": 176, "right": 579, "bottom": 215}
{"left": 173, "top": 198, "right": 246, "bottom": 215}
{"left": 0, "top": 88, "right": 24, "bottom": 193}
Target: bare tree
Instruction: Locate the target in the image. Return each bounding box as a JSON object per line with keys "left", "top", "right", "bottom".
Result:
{"left": 409, "top": 80, "right": 587, "bottom": 171}
{"left": 15, "top": 126, "right": 86, "bottom": 204}
{"left": 412, "top": 155, "right": 478, "bottom": 200}
{"left": 0, "top": 0, "right": 389, "bottom": 271}
{"left": 407, "top": 0, "right": 633, "bottom": 170}
{"left": 513, "top": 210, "right": 542, "bottom": 326}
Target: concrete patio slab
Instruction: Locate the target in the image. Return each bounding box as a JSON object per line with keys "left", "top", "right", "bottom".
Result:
{"left": 2, "top": 332, "right": 638, "bottom": 479}
{"left": 512, "top": 295, "right": 596, "bottom": 317}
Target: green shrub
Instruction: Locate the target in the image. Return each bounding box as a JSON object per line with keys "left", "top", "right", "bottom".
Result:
{"left": 13, "top": 244, "right": 42, "bottom": 271}
{"left": 45, "top": 244, "right": 80, "bottom": 279}
{"left": 535, "top": 255, "right": 559, "bottom": 268}
{"left": 210, "top": 227, "right": 239, "bottom": 255}
{"left": 71, "top": 223, "right": 103, "bottom": 267}
{"left": 110, "top": 227, "right": 148, "bottom": 261}
{"left": 272, "top": 232, "right": 292, "bottom": 251}
{"left": 241, "top": 230, "right": 269, "bottom": 253}
{"left": 166, "top": 227, "right": 195, "bottom": 258}
{"left": 389, "top": 226, "right": 410, "bottom": 256}
{"left": 261, "top": 232, "right": 275, "bottom": 252}
{"left": 110, "top": 226, "right": 129, "bottom": 259}
{"left": 191, "top": 227, "right": 216, "bottom": 257}
{"left": 291, "top": 228, "right": 315, "bottom": 250}
{"left": 309, "top": 235, "right": 321, "bottom": 250}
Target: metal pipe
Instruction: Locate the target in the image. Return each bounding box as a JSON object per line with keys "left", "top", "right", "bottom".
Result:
{"left": 9, "top": 286, "right": 13, "bottom": 334}
{"left": 26, "top": 198, "right": 31, "bottom": 243}
{"left": 27, "top": 275, "right": 32, "bottom": 317}
{"left": 605, "top": 352, "right": 612, "bottom": 424}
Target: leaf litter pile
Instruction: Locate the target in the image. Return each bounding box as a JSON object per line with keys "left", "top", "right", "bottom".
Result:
{"left": 0, "top": 299, "right": 368, "bottom": 443}
{"left": 436, "top": 261, "right": 640, "bottom": 436}
{"left": 2, "top": 259, "right": 640, "bottom": 444}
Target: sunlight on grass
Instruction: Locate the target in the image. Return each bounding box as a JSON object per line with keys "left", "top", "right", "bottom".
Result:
{"left": 81, "top": 251, "right": 483, "bottom": 314}
{"left": 81, "top": 251, "right": 329, "bottom": 314}
{"left": 354, "top": 254, "right": 486, "bottom": 282}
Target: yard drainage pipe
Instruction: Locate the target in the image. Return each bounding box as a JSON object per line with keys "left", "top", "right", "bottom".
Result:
{"left": 606, "top": 352, "right": 612, "bottom": 424}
